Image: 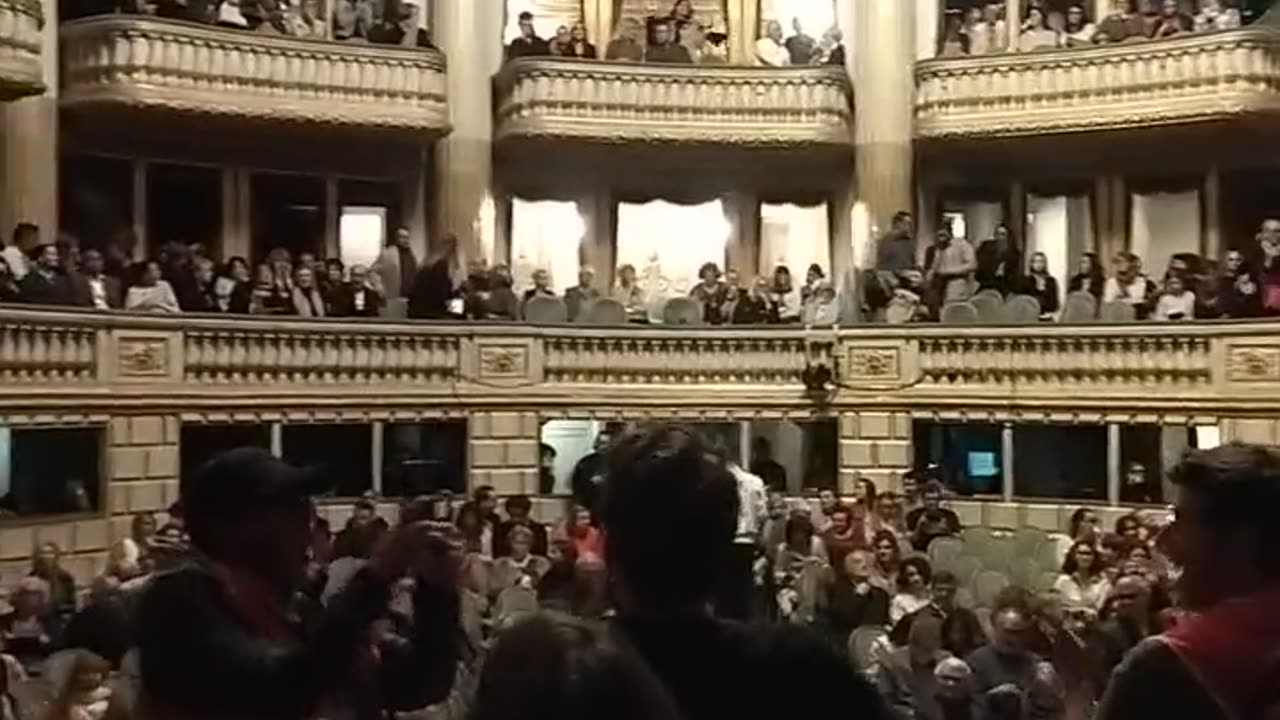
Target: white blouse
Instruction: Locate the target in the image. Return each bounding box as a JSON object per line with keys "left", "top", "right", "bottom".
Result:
{"left": 1054, "top": 573, "right": 1111, "bottom": 611}
{"left": 890, "top": 591, "right": 932, "bottom": 624}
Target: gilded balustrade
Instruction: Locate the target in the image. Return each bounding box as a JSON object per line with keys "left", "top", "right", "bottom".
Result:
{"left": 1, "top": 308, "right": 1279, "bottom": 413}
{"left": 915, "top": 26, "right": 1280, "bottom": 139}
{"left": 493, "top": 57, "right": 854, "bottom": 147}
{"left": 59, "top": 15, "right": 449, "bottom": 132}
{"left": 0, "top": 0, "right": 44, "bottom": 100}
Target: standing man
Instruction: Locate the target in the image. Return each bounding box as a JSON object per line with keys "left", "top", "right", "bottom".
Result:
{"left": 136, "top": 447, "right": 460, "bottom": 718}
{"left": 1099, "top": 444, "right": 1280, "bottom": 720}
{"left": 716, "top": 449, "right": 766, "bottom": 621}
{"left": 372, "top": 227, "right": 418, "bottom": 304}
{"left": 505, "top": 11, "right": 549, "bottom": 60}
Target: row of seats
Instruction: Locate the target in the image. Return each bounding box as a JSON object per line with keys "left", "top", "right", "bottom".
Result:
{"left": 940, "top": 290, "right": 1135, "bottom": 325}
{"left": 926, "top": 526, "right": 1066, "bottom": 610}
{"left": 525, "top": 295, "right": 707, "bottom": 325}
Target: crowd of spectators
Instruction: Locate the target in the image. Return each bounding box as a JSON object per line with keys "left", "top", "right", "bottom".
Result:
{"left": 4, "top": 427, "right": 1275, "bottom": 720}
{"left": 869, "top": 211, "right": 1280, "bottom": 323}
{"left": 64, "top": 0, "right": 433, "bottom": 48}
{"left": 505, "top": 4, "right": 845, "bottom": 67}
{"left": 940, "top": 0, "right": 1246, "bottom": 56}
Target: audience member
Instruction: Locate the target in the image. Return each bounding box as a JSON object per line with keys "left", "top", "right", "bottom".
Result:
{"left": 769, "top": 265, "right": 802, "bottom": 322}
{"left": 31, "top": 542, "right": 77, "bottom": 618}
{"left": 1, "top": 223, "right": 32, "bottom": 281}
{"left": 20, "top": 244, "right": 76, "bottom": 306}
{"left": 493, "top": 495, "right": 550, "bottom": 558}
{"left": 748, "top": 436, "right": 787, "bottom": 492}
{"left": 563, "top": 267, "right": 600, "bottom": 322}
{"left": 1095, "top": 0, "right": 1145, "bottom": 42}
{"left": 826, "top": 549, "right": 891, "bottom": 638}
{"left": 689, "top": 262, "right": 729, "bottom": 324}
{"left": 785, "top": 17, "right": 816, "bottom": 64}
{"left": 906, "top": 482, "right": 962, "bottom": 552}
{"left": 0, "top": 577, "right": 61, "bottom": 672}
{"left": 1093, "top": 575, "right": 1151, "bottom": 691}
{"left": 538, "top": 443, "right": 558, "bottom": 495}
{"left": 472, "top": 612, "right": 681, "bottom": 720}
{"left": 755, "top": 19, "right": 790, "bottom": 66}
{"left": 666, "top": 0, "right": 696, "bottom": 34}
{"left": 966, "top": 598, "right": 1063, "bottom": 719}
{"left": 878, "top": 613, "right": 952, "bottom": 720}
{"left": 125, "top": 260, "right": 180, "bottom": 314}
{"left": 733, "top": 277, "right": 778, "bottom": 324}
{"left": 570, "top": 428, "right": 612, "bottom": 518}
{"left": 137, "top": 447, "right": 460, "bottom": 717}
{"left": 821, "top": 505, "right": 864, "bottom": 579}
{"left": 1153, "top": 273, "right": 1195, "bottom": 320}
{"left": 1063, "top": 5, "right": 1097, "bottom": 45}
{"left": 0, "top": 258, "right": 19, "bottom": 303}
{"left": 408, "top": 234, "right": 458, "bottom": 319}
{"left": 1055, "top": 541, "right": 1111, "bottom": 612}
{"left": 1215, "top": 249, "right": 1261, "bottom": 318}
{"left": 801, "top": 281, "right": 839, "bottom": 326}
{"left": 1020, "top": 6, "right": 1061, "bottom": 50}
{"left": 330, "top": 264, "right": 384, "bottom": 317}
{"left": 554, "top": 21, "right": 596, "bottom": 59}
{"left": 1099, "top": 444, "right": 1280, "bottom": 720}
{"left": 1020, "top": 252, "right": 1061, "bottom": 317}
{"left": 491, "top": 526, "right": 552, "bottom": 595}
{"left": 975, "top": 224, "right": 1021, "bottom": 295}
{"left": 1152, "top": 0, "right": 1192, "bottom": 37}
{"left": 72, "top": 249, "right": 121, "bottom": 310}
{"left": 816, "top": 25, "right": 846, "bottom": 64}
{"left": 715, "top": 453, "right": 766, "bottom": 622}
{"left": 891, "top": 557, "right": 934, "bottom": 625}
{"left": 1067, "top": 252, "right": 1105, "bottom": 302}
{"left": 1102, "top": 252, "right": 1152, "bottom": 315}
{"left": 934, "top": 657, "right": 976, "bottom": 720}
{"left": 606, "top": 17, "right": 646, "bottom": 60}
{"left": 1194, "top": 0, "right": 1241, "bottom": 30}
{"left": 176, "top": 256, "right": 219, "bottom": 312}
{"left": 548, "top": 25, "right": 572, "bottom": 56}
{"left": 290, "top": 265, "right": 325, "bottom": 317}
{"left": 925, "top": 227, "right": 976, "bottom": 308}
{"left": 602, "top": 425, "right": 885, "bottom": 720}
{"left": 506, "top": 11, "right": 549, "bottom": 60}
{"left": 611, "top": 263, "right": 645, "bottom": 319}
{"left": 872, "top": 529, "right": 904, "bottom": 590}
{"left": 558, "top": 505, "right": 603, "bottom": 566}
{"left": 931, "top": 571, "right": 987, "bottom": 659}
{"left": 647, "top": 20, "right": 693, "bottom": 63}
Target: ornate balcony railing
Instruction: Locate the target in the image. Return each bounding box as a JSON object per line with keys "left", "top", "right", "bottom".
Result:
{"left": 494, "top": 58, "right": 853, "bottom": 147}
{"left": 59, "top": 15, "right": 449, "bottom": 133}
{"left": 0, "top": 0, "right": 44, "bottom": 100}
{"left": 915, "top": 27, "right": 1280, "bottom": 139}
{"left": 1, "top": 308, "right": 1278, "bottom": 414}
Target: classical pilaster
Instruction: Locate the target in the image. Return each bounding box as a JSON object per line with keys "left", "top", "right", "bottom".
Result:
{"left": 433, "top": 0, "right": 504, "bottom": 263}
{"left": 846, "top": 0, "right": 915, "bottom": 246}
{"left": 0, "top": 0, "right": 57, "bottom": 243}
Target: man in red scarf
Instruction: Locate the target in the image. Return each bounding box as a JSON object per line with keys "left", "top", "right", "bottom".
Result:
{"left": 135, "top": 447, "right": 460, "bottom": 719}
{"left": 1098, "top": 444, "right": 1280, "bottom": 720}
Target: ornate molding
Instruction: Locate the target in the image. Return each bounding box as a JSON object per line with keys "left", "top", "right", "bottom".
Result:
{"left": 542, "top": 333, "right": 810, "bottom": 385}
{"left": 59, "top": 15, "right": 449, "bottom": 133}
{"left": 1227, "top": 343, "right": 1280, "bottom": 381}
{"left": 915, "top": 27, "right": 1280, "bottom": 139}
{"left": 0, "top": 320, "right": 96, "bottom": 383}
{"left": 494, "top": 58, "right": 853, "bottom": 147}
{"left": 0, "top": 0, "right": 43, "bottom": 100}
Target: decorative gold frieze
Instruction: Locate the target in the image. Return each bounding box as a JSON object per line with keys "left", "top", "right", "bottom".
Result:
{"left": 59, "top": 15, "right": 449, "bottom": 132}
{"left": 1227, "top": 344, "right": 1280, "bottom": 381}
{"left": 915, "top": 27, "right": 1280, "bottom": 139}
{"left": 0, "top": 0, "right": 43, "bottom": 100}
{"left": 116, "top": 337, "right": 168, "bottom": 378}
{"left": 494, "top": 58, "right": 853, "bottom": 146}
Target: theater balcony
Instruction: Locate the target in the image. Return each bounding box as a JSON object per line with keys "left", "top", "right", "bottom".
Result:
{"left": 493, "top": 58, "right": 853, "bottom": 150}
{"left": 0, "top": 0, "right": 45, "bottom": 100}
{"left": 58, "top": 15, "right": 449, "bottom": 134}
{"left": 915, "top": 26, "right": 1280, "bottom": 143}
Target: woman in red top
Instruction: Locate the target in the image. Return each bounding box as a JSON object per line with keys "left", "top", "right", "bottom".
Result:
{"left": 560, "top": 505, "right": 604, "bottom": 566}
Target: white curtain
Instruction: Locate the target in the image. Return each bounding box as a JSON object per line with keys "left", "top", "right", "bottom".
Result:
{"left": 759, "top": 0, "right": 837, "bottom": 37}
{"left": 1028, "top": 194, "right": 1094, "bottom": 294}
{"left": 616, "top": 199, "right": 731, "bottom": 299}
{"left": 1131, "top": 190, "right": 1201, "bottom": 278}
{"left": 510, "top": 198, "right": 585, "bottom": 294}
{"left": 503, "top": 0, "right": 583, "bottom": 43}
{"left": 759, "top": 202, "right": 831, "bottom": 280}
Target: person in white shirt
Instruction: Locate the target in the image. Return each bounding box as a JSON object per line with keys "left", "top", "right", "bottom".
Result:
{"left": 1102, "top": 251, "right": 1152, "bottom": 308}
{"left": 1054, "top": 540, "right": 1111, "bottom": 612}
{"left": 1063, "top": 5, "right": 1098, "bottom": 46}
{"left": 716, "top": 460, "right": 766, "bottom": 621}
{"left": 1019, "top": 6, "right": 1061, "bottom": 51}
{"left": 1, "top": 223, "right": 34, "bottom": 281}
{"left": 890, "top": 557, "right": 934, "bottom": 624}
{"left": 1153, "top": 274, "right": 1196, "bottom": 320}
{"left": 755, "top": 19, "right": 790, "bottom": 66}
{"left": 125, "top": 261, "right": 180, "bottom": 314}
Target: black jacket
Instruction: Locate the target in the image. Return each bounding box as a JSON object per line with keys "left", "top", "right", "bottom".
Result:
{"left": 137, "top": 562, "right": 459, "bottom": 718}
{"left": 19, "top": 269, "right": 77, "bottom": 306}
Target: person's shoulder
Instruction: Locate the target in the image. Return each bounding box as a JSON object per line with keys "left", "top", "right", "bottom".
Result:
{"left": 746, "top": 623, "right": 885, "bottom": 715}
{"left": 138, "top": 565, "right": 220, "bottom": 612}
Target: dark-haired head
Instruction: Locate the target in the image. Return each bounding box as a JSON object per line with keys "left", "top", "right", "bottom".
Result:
{"left": 601, "top": 425, "right": 737, "bottom": 614}
{"left": 473, "top": 613, "right": 681, "bottom": 720}
{"left": 898, "top": 556, "right": 933, "bottom": 593}
{"left": 1165, "top": 443, "right": 1280, "bottom": 609}
{"left": 1061, "top": 540, "right": 1100, "bottom": 578}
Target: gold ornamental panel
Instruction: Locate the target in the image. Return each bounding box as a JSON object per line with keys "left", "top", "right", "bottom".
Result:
{"left": 0, "top": 0, "right": 43, "bottom": 100}
{"left": 59, "top": 15, "right": 449, "bottom": 133}
{"left": 493, "top": 57, "right": 853, "bottom": 147}
{"left": 915, "top": 27, "right": 1280, "bottom": 140}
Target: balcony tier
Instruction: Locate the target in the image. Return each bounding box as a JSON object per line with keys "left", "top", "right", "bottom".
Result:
{"left": 59, "top": 16, "right": 449, "bottom": 133}
{"left": 0, "top": 0, "right": 44, "bottom": 100}
{"left": 0, "top": 308, "right": 1276, "bottom": 416}
{"left": 494, "top": 58, "right": 853, "bottom": 148}
{"left": 915, "top": 27, "right": 1280, "bottom": 140}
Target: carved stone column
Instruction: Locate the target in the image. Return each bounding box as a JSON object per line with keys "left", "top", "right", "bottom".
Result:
{"left": 0, "top": 0, "right": 57, "bottom": 242}
{"left": 433, "top": 0, "right": 504, "bottom": 263}
{"left": 847, "top": 0, "right": 915, "bottom": 241}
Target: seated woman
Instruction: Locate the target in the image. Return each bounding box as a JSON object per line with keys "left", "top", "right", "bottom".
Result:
{"left": 556, "top": 505, "right": 604, "bottom": 567}
{"left": 1054, "top": 540, "right": 1111, "bottom": 612}
{"left": 562, "top": 22, "right": 598, "bottom": 58}
{"left": 889, "top": 557, "right": 933, "bottom": 625}
{"left": 1019, "top": 6, "right": 1061, "bottom": 50}
{"left": 491, "top": 525, "right": 552, "bottom": 595}
{"left": 1019, "top": 252, "right": 1061, "bottom": 318}
{"left": 1153, "top": 274, "right": 1196, "bottom": 320}
{"left": 870, "top": 529, "right": 903, "bottom": 591}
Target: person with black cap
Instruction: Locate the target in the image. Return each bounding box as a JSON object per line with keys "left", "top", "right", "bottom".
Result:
{"left": 134, "top": 447, "right": 460, "bottom": 719}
